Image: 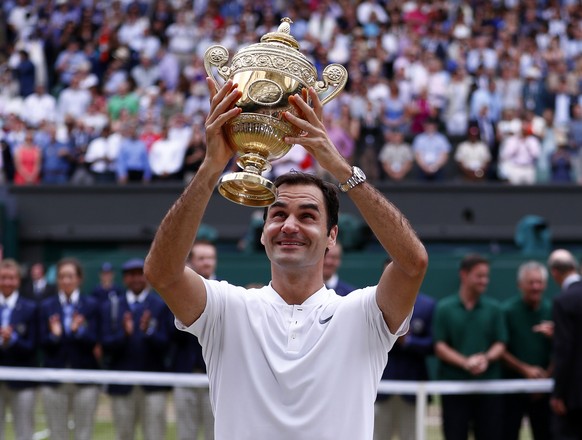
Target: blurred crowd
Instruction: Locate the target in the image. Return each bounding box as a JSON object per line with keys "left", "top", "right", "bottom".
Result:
{"left": 1, "top": 0, "right": 582, "bottom": 186}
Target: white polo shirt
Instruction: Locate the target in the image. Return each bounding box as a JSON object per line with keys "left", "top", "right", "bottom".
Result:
{"left": 177, "top": 279, "right": 410, "bottom": 440}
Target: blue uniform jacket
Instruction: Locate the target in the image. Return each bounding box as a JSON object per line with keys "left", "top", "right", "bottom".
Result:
{"left": 378, "top": 293, "right": 436, "bottom": 401}
{"left": 39, "top": 294, "right": 100, "bottom": 374}
{"left": 0, "top": 295, "right": 38, "bottom": 389}
{"left": 100, "top": 291, "right": 171, "bottom": 395}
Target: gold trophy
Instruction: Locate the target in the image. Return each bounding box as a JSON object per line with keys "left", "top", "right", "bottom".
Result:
{"left": 204, "top": 18, "right": 348, "bottom": 207}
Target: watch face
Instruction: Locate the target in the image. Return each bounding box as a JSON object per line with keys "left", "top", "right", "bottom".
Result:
{"left": 354, "top": 167, "right": 366, "bottom": 180}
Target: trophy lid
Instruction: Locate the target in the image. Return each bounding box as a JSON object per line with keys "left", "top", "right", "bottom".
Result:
{"left": 260, "top": 17, "right": 300, "bottom": 50}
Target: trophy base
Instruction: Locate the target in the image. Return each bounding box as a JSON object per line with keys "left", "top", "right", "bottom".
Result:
{"left": 218, "top": 172, "right": 277, "bottom": 207}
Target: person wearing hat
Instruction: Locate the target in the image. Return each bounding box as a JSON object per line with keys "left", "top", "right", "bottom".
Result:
{"left": 99, "top": 258, "right": 171, "bottom": 440}
{"left": 91, "top": 262, "right": 123, "bottom": 303}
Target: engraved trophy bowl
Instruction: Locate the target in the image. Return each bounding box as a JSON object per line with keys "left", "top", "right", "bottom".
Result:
{"left": 204, "top": 18, "right": 348, "bottom": 207}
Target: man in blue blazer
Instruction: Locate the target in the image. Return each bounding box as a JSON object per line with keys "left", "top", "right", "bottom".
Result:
{"left": 374, "top": 291, "right": 436, "bottom": 440}
{"left": 323, "top": 241, "right": 357, "bottom": 297}
{"left": 38, "top": 257, "right": 100, "bottom": 440}
{"left": 0, "top": 259, "right": 38, "bottom": 440}
{"left": 100, "top": 258, "right": 171, "bottom": 440}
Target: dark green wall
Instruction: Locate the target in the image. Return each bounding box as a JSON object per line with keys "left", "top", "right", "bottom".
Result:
{"left": 47, "top": 243, "right": 561, "bottom": 304}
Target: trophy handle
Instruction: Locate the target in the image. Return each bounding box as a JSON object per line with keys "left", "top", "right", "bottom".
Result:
{"left": 314, "top": 64, "right": 348, "bottom": 106}
{"left": 204, "top": 45, "right": 232, "bottom": 84}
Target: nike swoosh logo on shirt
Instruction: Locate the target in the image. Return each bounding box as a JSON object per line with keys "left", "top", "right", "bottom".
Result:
{"left": 319, "top": 315, "right": 333, "bottom": 325}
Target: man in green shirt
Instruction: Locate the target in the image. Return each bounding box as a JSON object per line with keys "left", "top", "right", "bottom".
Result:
{"left": 434, "top": 253, "right": 507, "bottom": 440}
{"left": 501, "top": 261, "right": 553, "bottom": 440}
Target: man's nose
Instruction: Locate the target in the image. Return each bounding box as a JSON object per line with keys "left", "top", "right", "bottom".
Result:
{"left": 281, "top": 216, "right": 299, "bottom": 233}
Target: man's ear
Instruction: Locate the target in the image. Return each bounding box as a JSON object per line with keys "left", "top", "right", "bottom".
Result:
{"left": 327, "top": 225, "right": 338, "bottom": 248}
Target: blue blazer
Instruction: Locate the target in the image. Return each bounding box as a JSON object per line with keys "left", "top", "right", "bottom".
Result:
{"left": 0, "top": 295, "right": 38, "bottom": 389}
{"left": 100, "top": 291, "right": 171, "bottom": 395}
{"left": 332, "top": 279, "right": 357, "bottom": 297}
{"left": 378, "top": 293, "right": 436, "bottom": 401}
{"left": 38, "top": 294, "right": 100, "bottom": 372}
{"left": 168, "top": 324, "right": 206, "bottom": 374}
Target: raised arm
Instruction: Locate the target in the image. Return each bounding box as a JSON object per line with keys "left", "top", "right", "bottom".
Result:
{"left": 144, "top": 79, "right": 242, "bottom": 326}
{"left": 284, "top": 89, "right": 428, "bottom": 333}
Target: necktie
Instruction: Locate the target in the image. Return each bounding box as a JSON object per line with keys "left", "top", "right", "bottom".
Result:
{"left": 63, "top": 301, "right": 74, "bottom": 335}
{"left": 0, "top": 304, "right": 9, "bottom": 328}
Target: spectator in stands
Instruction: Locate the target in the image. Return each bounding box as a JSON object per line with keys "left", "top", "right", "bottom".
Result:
{"left": 12, "top": 128, "right": 42, "bottom": 185}
{"left": 0, "top": 140, "right": 15, "bottom": 184}
{"left": 0, "top": 259, "right": 38, "bottom": 440}
{"left": 131, "top": 53, "right": 161, "bottom": 94}
{"left": 501, "top": 261, "right": 553, "bottom": 440}
{"left": 56, "top": 74, "right": 92, "bottom": 124}
{"left": 412, "top": 117, "right": 451, "bottom": 181}
{"left": 548, "top": 76, "right": 577, "bottom": 131}
{"left": 100, "top": 258, "right": 171, "bottom": 440}
{"left": 568, "top": 103, "right": 582, "bottom": 152}
{"left": 375, "top": 257, "right": 435, "bottom": 440}
{"left": 322, "top": 241, "right": 356, "bottom": 297}
{"left": 149, "top": 125, "right": 187, "bottom": 182}
{"left": 549, "top": 141, "right": 576, "bottom": 184}
{"left": 381, "top": 80, "right": 409, "bottom": 134}
{"left": 522, "top": 66, "right": 547, "bottom": 116}
{"left": 498, "top": 124, "right": 542, "bottom": 185}
{"left": 549, "top": 250, "right": 582, "bottom": 440}
{"left": 38, "top": 257, "right": 101, "bottom": 440}
{"left": 10, "top": 49, "right": 35, "bottom": 98}
{"left": 22, "top": 84, "right": 57, "bottom": 128}
{"left": 434, "top": 253, "right": 507, "bottom": 440}
{"left": 379, "top": 129, "right": 415, "bottom": 182}
{"left": 116, "top": 121, "right": 151, "bottom": 184}
{"left": 38, "top": 122, "right": 72, "bottom": 184}
{"left": 182, "top": 123, "right": 206, "bottom": 183}
{"left": 54, "top": 39, "right": 88, "bottom": 89}
{"left": 454, "top": 125, "right": 491, "bottom": 182}
{"left": 354, "top": 98, "right": 384, "bottom": 183}
{"left": 84, "top": 125, "right": 119, "bottom": 183}
{"left": 443, "top": 66, "right": 472, "bottom": 140}
{"left": 107, "top": 80, "right": 140, "bottom": 121}
{"left": 170, "top": 240, "right": 216, "bottom": 440}
{"left": 470, "top": 80, "right": 502, "bottom": 124}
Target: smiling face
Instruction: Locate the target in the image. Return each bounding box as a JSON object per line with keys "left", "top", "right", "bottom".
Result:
{"left": 261, "top": 183, "right": 337, "bottom": 272}
{"left": 461, "top": 262, "right": 490, "bottom": 296}
{"left": 0, "top": 265, "right": 20, "bottom": 298}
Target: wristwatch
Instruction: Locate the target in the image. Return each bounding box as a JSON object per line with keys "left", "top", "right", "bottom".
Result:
{"left": 338, "top": 166, "right": 367, "bottom": 192}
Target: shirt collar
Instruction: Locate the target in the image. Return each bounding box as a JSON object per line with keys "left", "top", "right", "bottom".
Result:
{"left": 325, "top": 273, "right": 339, "bottom": 290}
{"left": 59, "top": 290, "right": 80, "bottom": 306}
{"left": 0, "top": 291, "right": 19, "bottom": 309}
{"left": 126, "top": 290, "right": 148, "bottom": 305}
{"left": 266, "top": 282, "right": 330, "bottom": 306}
{"left": 563, "top": 273, "right": 582, "bottom": 290}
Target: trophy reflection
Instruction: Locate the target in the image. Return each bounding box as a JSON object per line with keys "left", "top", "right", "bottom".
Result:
{"left": 204, "top": 18, "right": 348, "bottom": 207}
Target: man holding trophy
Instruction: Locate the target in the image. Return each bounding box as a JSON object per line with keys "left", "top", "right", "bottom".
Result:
{"left": 144, "top": 19, "right": 427, "bottom": 440}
